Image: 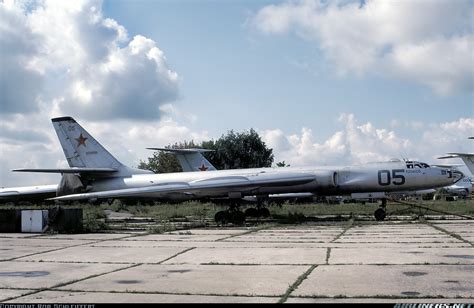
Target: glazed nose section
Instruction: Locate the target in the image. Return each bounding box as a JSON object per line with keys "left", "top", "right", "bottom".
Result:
{"left": 450, "top": 169, "right": 464, "bottom": 183}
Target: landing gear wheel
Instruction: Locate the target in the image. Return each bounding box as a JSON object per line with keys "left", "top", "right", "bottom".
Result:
{"left": 374, "top": 208, "right": 386, "bottom": 221}
{"left": 244, "top": 208, "right": 259, "bottom": 217}
{"left": 257, "top": 207, "right": 271, "bottom": 218}
{"left": 230, "top": 211, "right": 246, "bottom": 225}
{"left": 214, "top": 211, "right": 229, "bottom": 224}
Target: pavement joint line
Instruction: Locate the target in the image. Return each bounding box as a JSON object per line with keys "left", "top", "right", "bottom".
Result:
{"left": 1, "top": 234, "right": 146, "bottom": 262}
{"left": 278, "top": 264, "right": 318, "bottom": 304}
{"left": 157, "top": 247, "right": 196, "bottom": 264}
{"left": 330, "top": 220, "right": 354, "bottom": 243}
{"left": 425, "top": 223, "right": 474, "bottom": 247}
{"left": 325, "top": 248, "right": 331, "bottom": 265}
{"left": 0, "top": 263, "right": 142, "bottom": 303}
{"left": 216, "top": 225, "right": 276, "bottom": 241}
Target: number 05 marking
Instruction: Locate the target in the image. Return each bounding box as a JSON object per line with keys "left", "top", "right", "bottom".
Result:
{"left": 378, "top": 169, "right": 405, "bottom": 186}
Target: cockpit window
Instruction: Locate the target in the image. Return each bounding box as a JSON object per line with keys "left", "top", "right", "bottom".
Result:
{"left": 405, "top": 161, "right": 430, "bottom": 169}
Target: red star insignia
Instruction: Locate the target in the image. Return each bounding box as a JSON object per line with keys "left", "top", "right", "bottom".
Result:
{"left": 198, "top": 163, "right": 208, "bottom": 171}
{"left": 75, "top": 133, "right": 88, "bottom": 148}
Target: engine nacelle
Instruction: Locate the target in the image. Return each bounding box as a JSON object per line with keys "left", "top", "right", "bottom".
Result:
{"left": 56, "top": 174, "right": 86, "bottom": 197}
{"left": 313, "top": 170, "right": 338, "bottom": 189}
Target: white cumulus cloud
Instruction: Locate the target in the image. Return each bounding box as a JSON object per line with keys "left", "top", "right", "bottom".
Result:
{"left": 261, "top": 113, "right": 474, "bottom": 169}
{"left": 0, "top": 0, "right": 180, "bottom": 119}
{"left": 253, "top": 0, "right": 473, "bottom": 94}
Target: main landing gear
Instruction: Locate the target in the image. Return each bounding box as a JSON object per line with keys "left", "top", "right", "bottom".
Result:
{"left": 214, "top": 200, "right": 271, "bottom": 225}
{"left": 374, "top": 198, "right": 387, "bottom": 221}
{"left": 214, "top": 207, "right": 246, "bottom": 225}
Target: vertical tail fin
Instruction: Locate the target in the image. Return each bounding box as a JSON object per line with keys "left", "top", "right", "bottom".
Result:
{"left": 438, "top": 153, "right": 474, "bottom": 175}
{"left": 454, "top": 154, "right": 474, "bottom": 175}
{"left": 147, "top": 148, "right": 216, "bottom": 172}
{"left": 51, "top": 116, "right": 123, "bottom": 169}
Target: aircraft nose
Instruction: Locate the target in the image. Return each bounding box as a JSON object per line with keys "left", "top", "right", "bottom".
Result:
{"left": 450, "top": 169, "right": 464, "bottom": 183}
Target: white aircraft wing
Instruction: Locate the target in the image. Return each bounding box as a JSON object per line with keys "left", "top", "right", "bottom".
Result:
{"left": 50, "top": 172, "right": 316, "bottom": 201}
{"left": 0, "top": 184, "right": 58, "bottom": 201}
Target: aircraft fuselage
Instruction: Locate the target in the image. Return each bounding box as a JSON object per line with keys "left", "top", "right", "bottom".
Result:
{"left": 88, "top": 161, "right": 460, "bottom": 200}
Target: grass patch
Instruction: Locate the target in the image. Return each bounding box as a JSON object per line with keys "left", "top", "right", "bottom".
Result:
{"left": 2, "top": 199, "right": 472, "bottom": 231}
{"left": 273, "top": 199, "right": 474, "bottom": 217}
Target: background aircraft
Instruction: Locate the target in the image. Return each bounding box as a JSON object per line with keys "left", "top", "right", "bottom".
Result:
{"left": 437, "top": 150, "right": 474, "bottom": 198}
{"left": 9, "top": 116, "right": 462, "bottom": 223}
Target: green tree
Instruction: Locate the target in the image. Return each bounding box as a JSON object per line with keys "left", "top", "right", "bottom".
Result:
{"left": 204, "top": 129, "right": 274, "bottom": 169}
{"left": 276, "top": 161, "right": 290, "bottom": 167}
{"left": 138, "top": 129, "right": 274, "bottom": 173}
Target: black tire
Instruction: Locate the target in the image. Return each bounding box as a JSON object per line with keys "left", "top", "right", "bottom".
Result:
{"left": 374, "top": 208, "right": 386, "bottom": 221}
{"left": 214, "top": 211, "right": 229, "bottom": 224}
{"left": 244, "top": 208, "right": 259, "bottom": 217}
{"left": 258, "top": 207, "right": 271, "bottom": 218}
{"left": 230, "top": 211, "right": 246, "bottom": 225}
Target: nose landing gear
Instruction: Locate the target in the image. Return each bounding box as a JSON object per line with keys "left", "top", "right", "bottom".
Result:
{"left": 374, "top": 198, "right": 387, "bottom": 221}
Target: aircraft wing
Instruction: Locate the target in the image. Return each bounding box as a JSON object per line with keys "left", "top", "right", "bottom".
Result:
{"left": 50, "top": 172, "right": 316, "bottom": 201}
{"left": 0, "top": 184, "right": 58, "bottom": 201}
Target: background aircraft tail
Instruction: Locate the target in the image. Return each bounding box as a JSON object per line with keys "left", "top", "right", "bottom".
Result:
{"left": 438, "top": 153, "right": 474, "bottom": 175}
{"left": 147, "top": 148, "right": 216, "bottom": 172}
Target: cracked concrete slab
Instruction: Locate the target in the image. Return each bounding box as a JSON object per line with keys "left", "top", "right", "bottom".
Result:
{"left": 329, "top": 247, "right": 474, "bottom": 265}
{"left": 0, "top": 261, "right": 126, "bottom": 289}
{"left": 0, "top": 234, "right": 41, "bottom": 238}
{"left": 166, "top": 229, "right": 252, "bottom": 235}
{"left": 38, "top": 233, "right": 134, "bottom": 240}
{"left": 56, "top": 264, "right": 310, "bottom": 297}
{"left": 285, "top": 297, "right": 474, "bottom": 303}
{"left": 293, "top": 265, "right": 474, "bottom": 298}
{"left": 89, "top": 240, "right": 334, "bottom": 248}
{"left": 163, "top": 247, "right": 328, "bottom": 265}
{"left": 1, "top": 219, "right": 472, "bottom": 303}
{"left": 222, "top": 235, "right": 336, "bottom": 243}
{"left": 18, "top": 246, "right": 191, "bottom": 264}
{"left": 0, "top": 289, "right": 36, "bottom": 301}
{"left": 124, "top": 234, "right": 231, "bottom": 242}
{"left": 8, "top": 290, "right": 278, "bottom": 303}
{"left": 0, "top": 238, "right": 96, "bottom": 247}
{"left": 0, "top": 245, "right": 62, "bottom": 261}
{"left": 334, "top": 236, "right": 463, "bottom": 243}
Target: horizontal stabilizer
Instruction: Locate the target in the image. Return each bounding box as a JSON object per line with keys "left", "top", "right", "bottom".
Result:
{"left": 147, "top": 147, "right": 217, "bottom": 172}
{"left": 12, "top": 168, "right": 118, "bottom": 174}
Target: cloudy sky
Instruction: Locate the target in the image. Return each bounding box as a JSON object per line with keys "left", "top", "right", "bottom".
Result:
{"left": 0, "top": 0, "right": 473, "bottom": 187}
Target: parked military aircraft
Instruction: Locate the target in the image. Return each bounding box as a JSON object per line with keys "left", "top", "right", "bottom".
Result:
{"left": 437, "top": 150, "right": 474, "bottom": 197}
{"left": 7, "top": 116, "right": 463, "bottom": 223}
{"left": 438, "top": 153, "right": 474, "bottom": 174}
